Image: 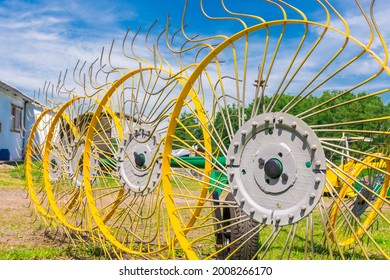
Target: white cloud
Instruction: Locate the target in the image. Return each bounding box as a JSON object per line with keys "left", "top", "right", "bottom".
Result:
{"left": 0, "top": 0, "right": 389, "bottom": 107}
{"left": 0, "top": 0, "right": 140, "bottom": 102}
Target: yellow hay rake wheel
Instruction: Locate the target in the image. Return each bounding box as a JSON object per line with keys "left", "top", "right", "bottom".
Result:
{"left": 42, "top": 96, "right": 111, "bottom": 233}
{"left": 161, "top": 1, "right": 390, "bottom": 260}
{"left": 82, "top": 63, "right": 209, "bottom": 258}
{"left": 329, "top": 148, "right": 390, "bottom": 246}
{"left": 83, "top": 68, "right": 173, "bottom": 258}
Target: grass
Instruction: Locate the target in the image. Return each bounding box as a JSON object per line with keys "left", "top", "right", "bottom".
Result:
{"left": 0, "top": 241, "right": 111, "bottom": 260}
{"left": 1, "top": 246, "right": 69, "bottom": 260}
{"left": 0, "top": 162, "right": 25, "bottom": 188}
{"left": 258, "top": 208, "right": 390, "bottom": 260}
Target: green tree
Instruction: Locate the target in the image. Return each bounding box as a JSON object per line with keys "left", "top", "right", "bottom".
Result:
{"left": 175, "top": 91, "right": 390, "bottom": 158}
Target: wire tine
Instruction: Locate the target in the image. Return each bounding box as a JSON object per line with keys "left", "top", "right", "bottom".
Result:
{"left": 88, "top": 58, "right": 100, "bottom": 90}
{"left": 107, "top": 39, "right": 117, "bottom": 71}
{"left": 99, "top": 46, "right": 110, "bottom": 75}
{"left": 60, "top": 68, "right": 76, "bottom": 98}
{"left": 145, "top": 19, "right": 159, "bottom": 54}
{"left": 72, "top": 59, "right": 81, "bottom": 89}
{"left": 367, "top": 0, "right": 389, "bottom": 67}
{"left": 223, "top": 0, "right": 265, "bottom": 23}
{"left": 296, "top": 1, "right": 379, "bottom": 119}
{"left": 131, "top": 26, "right": 152, "bottom": 67}
{"left": 122, "top": 26, "right": 134, "bottom": 60}
{"left": 180, "top": 0, "right": 227, "bottom": 44}
{"left": 77, "top": 60, "right": 87, "bottom": 90}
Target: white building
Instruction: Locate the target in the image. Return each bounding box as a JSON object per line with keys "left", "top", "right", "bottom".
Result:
{"left": 0, "top": 80, "right": 43, "bottom": 161}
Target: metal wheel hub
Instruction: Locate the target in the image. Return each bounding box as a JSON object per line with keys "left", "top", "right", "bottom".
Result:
{"left": 253, "top": 143, "right": 298, "bottom": 194}
{"left": 49, "top": 147, "right": 63, "bottom": 182}
{"left": 227, "top": 112, "right": 327, "bottom": 226}
{"left": 117, "top": 125, "right": 162, "bottom": 195}
{"left": 351, "top": 178, "right": 382, "bottom": 217}
{"left": 69, "top": 141, "right": 98, "bottom": 187}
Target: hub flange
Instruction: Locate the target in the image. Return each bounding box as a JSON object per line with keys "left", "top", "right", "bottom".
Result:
{"left": 227, "top": 112, "right": 326, "bottom": 226}
{"left": 117, "top": 124, "right": 162, "bottom": 195}
{"left": 69, "top": 140, "right": 98, "bottom": 188}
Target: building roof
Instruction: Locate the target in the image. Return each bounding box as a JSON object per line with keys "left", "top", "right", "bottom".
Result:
{"left": 0, "top": 80, "right": 40, "bottom": 105}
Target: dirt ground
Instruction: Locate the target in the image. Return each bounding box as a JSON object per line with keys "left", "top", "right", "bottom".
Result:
{"left": 0, "top": 187, "right": 48, "bottom": 247}
{"left": 0, "top": 164, "right": 115, "bottom": 260}
{"left": 0, "top": 164, "right": 66, "bottom": 258}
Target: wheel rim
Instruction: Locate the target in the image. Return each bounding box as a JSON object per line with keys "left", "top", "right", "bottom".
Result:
{"left": 25, "top": 108, "right": 57, "bottom": 221}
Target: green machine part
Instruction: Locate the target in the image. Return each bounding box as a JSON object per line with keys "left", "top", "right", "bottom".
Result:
{"left": 170, "top": 156, "right": 226, "bottom": 169}
{"left": 170, "top": 156, "right": 227, "bottom": 196}
{"left": 210, "top": 170, "right": 228, "bottom": 196}
{"left": 100, "top": 155, "right": 228, "bottom": 196}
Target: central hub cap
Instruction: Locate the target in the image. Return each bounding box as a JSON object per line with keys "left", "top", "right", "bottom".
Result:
{"left": 117, "top": 124, "right": 162, "bottom": 195}
{"left": 226, "top": 112, "right": 326, "bottom": 226}
{"left": 264, "top": 158, "right": 283, "bottom": 179}
{"left": 253, "top": 142, "right": 297, "bottom": 195}
{"left": 134, "top": 152, "right": 146, "bottom": 168}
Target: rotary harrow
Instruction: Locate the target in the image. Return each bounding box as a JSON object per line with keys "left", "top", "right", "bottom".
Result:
{"left": 25, "top": 0, "right": 390, "bottom": 260}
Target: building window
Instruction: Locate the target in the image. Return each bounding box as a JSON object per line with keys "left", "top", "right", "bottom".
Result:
{"left": 11, "top": 104, "right": 23, "bottom": 132}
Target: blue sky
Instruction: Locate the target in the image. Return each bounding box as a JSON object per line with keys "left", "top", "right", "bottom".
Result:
{"left": 0, "top": 0, "right": 389, "bottom": 102}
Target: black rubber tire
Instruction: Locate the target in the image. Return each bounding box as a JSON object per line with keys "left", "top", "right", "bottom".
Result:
{"left": 220, "top": 193, "right": 259, "bottom": 259}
